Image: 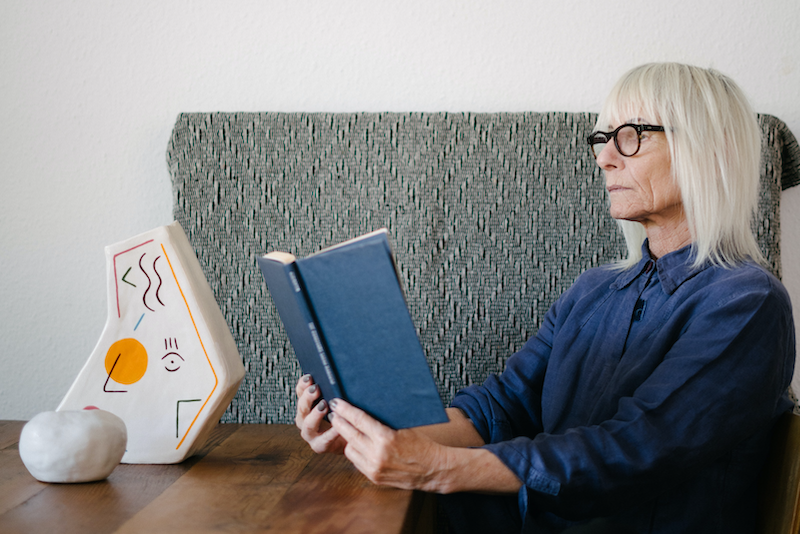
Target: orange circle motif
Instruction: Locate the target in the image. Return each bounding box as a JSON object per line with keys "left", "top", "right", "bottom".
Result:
{"left": 105, "top": 338, "right": 148, "bottom": 385}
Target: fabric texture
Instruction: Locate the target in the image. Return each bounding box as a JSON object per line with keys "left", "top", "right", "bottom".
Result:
{"left": 166, "top": 112, "right": 800, "bottom": 424}
{"left": 451, "top": 242, "right": 796, "bottom": 532}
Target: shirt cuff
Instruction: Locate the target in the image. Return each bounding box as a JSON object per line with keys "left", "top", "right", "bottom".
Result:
{"left": 482, "top": 437, "right": 561, "bottom": 497}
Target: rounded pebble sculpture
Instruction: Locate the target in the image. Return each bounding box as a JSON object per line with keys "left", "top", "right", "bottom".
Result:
{"left": 19, "top": 409, "right": 127, "bottom": 483}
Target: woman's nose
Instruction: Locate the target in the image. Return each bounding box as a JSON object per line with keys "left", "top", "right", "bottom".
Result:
{"left": 595, "top": 141, "right": 622, "bottom": 170}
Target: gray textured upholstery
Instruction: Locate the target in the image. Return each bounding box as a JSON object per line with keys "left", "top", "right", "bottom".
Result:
{"left": 167, "top": 112, "right": 800, "bottom": 424}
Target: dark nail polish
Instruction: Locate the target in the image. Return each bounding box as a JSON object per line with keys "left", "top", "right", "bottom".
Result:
{"left": 302, "top": 374, "right": 311, "bottom": 383}
{"left": 329, "top": 399, "right": 338, "bottom": 409}
{"left": 308, "top": 385, "right": 317, "bottom": 394}
{"left": 317, "top": 400, "right": 327, "bottom": 411}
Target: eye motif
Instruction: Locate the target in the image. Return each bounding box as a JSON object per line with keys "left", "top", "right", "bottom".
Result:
{"left": 162, "top": 338, "right": 184, "bottom": 372}
{"left": 162, "top": 352, "right": 184, "bottom": 372}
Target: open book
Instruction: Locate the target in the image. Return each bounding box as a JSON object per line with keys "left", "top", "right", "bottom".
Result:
{"left": 257, "top": 229, "right": 447, "bottom": 429}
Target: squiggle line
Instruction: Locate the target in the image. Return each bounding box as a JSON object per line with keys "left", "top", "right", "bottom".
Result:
{"left": 153, "top": 256, "right": 165, "bottom": 306}
{"left": 139, "top": 253, "right": 154, "bottom": 312}
{"left": 113, "top": 239, "right": 153, "bottom": 318}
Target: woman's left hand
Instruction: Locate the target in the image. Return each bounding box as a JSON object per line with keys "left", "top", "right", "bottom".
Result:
{"left": 328, "top": 399, "right": 450, "bottom": 493}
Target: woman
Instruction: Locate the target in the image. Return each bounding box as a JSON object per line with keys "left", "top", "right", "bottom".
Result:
{"left": 294, "top": 63, "right": 796, "bottom": 533}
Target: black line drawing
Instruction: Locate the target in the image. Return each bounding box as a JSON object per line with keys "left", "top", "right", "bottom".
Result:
{"left": 103, "top": 354, "right": 128, "bottom": 393}
{"left": 162, "top": 351, "right": 185, "bottom": 372}
{"left": 153, "top": 256, "right": 165, "bottom": 306}
{"left": 176, "top": 399, "right": 202, "bottom": 438}
{"left": 140, "top": 253, "right": 154, "bottom": 312}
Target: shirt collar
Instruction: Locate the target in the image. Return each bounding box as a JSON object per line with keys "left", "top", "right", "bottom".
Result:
{"left": 611, "top": 240, "right": 705, "bottom": 294}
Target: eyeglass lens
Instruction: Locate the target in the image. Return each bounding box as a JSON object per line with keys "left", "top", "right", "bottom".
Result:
{"left": 590, "top": 125, "right": 641, "bottom": 158}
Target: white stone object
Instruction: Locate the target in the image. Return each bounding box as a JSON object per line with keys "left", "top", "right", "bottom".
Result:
{"left": 19, "top": 410, "right": 127, "bottom": 483}
{"left": 57, "top": 222, "right": 245, "bottom": 463}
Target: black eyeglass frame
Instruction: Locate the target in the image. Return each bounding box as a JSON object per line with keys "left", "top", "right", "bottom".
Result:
{"left": 587, "top": 124, "right": 666, "bottom": 158}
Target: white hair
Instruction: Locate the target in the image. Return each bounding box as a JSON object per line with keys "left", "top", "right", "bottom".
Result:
{"left": 596, "top": 62, "right": 764, "bottom": 269}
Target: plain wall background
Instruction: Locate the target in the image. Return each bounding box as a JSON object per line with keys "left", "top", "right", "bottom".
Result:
{"left": 2, "top": 0, "right": 799, "bottom": 419}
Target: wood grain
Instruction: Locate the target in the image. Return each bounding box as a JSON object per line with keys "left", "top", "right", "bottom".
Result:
{"left": 0, "top": 423, "right": 238, "bottom": 534}
{"left": 260, "top": 451, "right": 421, "bottom": 534}
{"left": 0, "top": 421, "right": 25, "bottom": 451}
{"left": 0, "top": 420, "right": 49, "bottom": 516}
{"left": 115, "top": 424, "right": 322, "bottom": 533}
{"left": 0, "top": 422, "right": 430, "bottom": 534}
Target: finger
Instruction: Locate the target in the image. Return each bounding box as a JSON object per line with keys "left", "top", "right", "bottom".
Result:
{"left": 328, "top": 402, "right": 391, "bottom": 458}
{"left": 335, "top": 418, "right": 391, "bottom": 486}
{"left": 329, "top": 413, "right": 369, "bottom": 464}
{"left": 308, "top": 424, "right": 345, "bottom": 454}
{"left": 329, "top": 406, "right": 362, "bottom": 445}
{"left": 331, "top": 399, "right": 389, "bottom": 438}
{"left": 300, "top": 399, "right": 337, "bottom": 437}
{"left": 301, "top": 399, "right": 329, "bottom": 434}
{"left": 342, "top": 437, "right": 370, "bottom": 474}
{"left": 304, "top": 401, "right": 347, "bottom": 453}
{"left": 295, "top": 383, "right": 321, "bottom": 428}
{"left": 294, "top": 374, "right": 314, "bottom": 398}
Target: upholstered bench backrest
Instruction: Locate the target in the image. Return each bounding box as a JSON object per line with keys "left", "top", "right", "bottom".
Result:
{"left": 167, "top": 112, "right": 800, "bottom": 423}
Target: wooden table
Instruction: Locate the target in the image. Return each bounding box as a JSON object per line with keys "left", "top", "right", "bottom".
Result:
{"left": 0, "top": 421, "right": 436, "bottom": 534}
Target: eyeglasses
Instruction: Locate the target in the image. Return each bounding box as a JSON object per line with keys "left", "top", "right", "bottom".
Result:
{"left": 587, "top": 124, "right": 665, "bottom": 159}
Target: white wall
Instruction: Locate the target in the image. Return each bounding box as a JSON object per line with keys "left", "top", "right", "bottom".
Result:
{"left": 2, "top": 0, "right": 799, "bottom": 419}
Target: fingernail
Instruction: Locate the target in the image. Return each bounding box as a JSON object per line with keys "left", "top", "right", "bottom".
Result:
{"left": 330, "top": 399, "right": 339, "bottom": 410}
{"left": 317, "top": 400, "right": 327, "bottom": 412}
{"left": 302, "top": 374, "right": 311, "bottom": 383}
{"left": 308, "top": 385, "right": 317, "bottom": 394}
{"left": 328, "top": 412, "right": 335, "bottom": 420}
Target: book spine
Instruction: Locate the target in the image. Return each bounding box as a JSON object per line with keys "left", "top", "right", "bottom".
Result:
{"left": 296, "top": 272, "right": 341, "bottom": 390}
{"left": 257, "top": 256, "right": 343, "bottom": 402}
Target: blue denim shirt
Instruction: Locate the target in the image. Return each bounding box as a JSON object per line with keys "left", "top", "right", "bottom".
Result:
{"left": 452, "top": 243, "right": 796, "bottom": 533}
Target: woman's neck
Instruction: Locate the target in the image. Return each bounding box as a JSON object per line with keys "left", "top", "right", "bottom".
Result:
{"left": 644, "top": 219, "right": 693, "bottom": 259}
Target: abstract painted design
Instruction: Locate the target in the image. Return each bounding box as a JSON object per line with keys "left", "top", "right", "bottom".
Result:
{"left": 58, "top": 222, "right": 245, "bottom": 464}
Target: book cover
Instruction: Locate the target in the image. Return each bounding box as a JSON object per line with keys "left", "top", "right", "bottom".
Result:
{"left": 258, "top": 229, "right": 447, "bottom": 429}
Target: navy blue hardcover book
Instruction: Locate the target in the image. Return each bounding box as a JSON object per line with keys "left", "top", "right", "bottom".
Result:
{"left": 257, "top": 252, "right": 344, "bottom": 407}
{"left": 258, "top": 229, "right": 447, "bottom": 429}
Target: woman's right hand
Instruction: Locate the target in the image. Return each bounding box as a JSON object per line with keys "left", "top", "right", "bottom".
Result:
{"left": 294, "top": 375, "right": 347, "bottom": 454}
